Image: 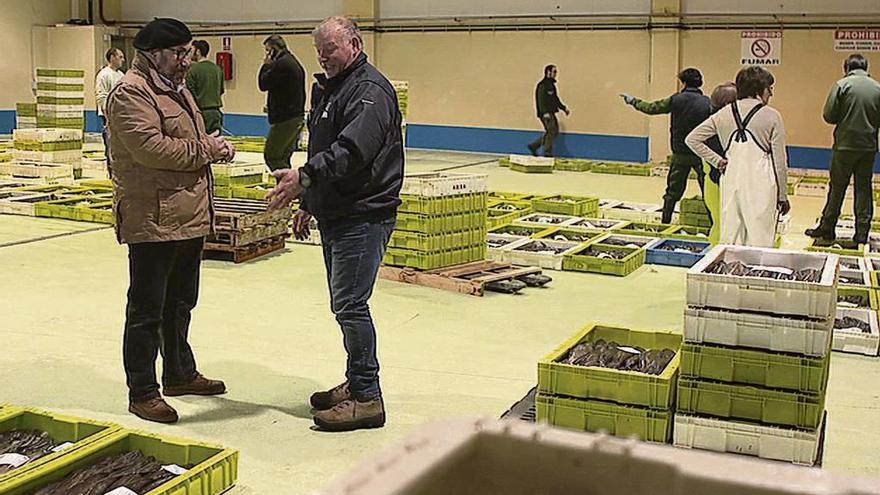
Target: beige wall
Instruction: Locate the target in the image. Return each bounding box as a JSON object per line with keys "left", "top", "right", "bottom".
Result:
{"left": 682, "top": 29, "right": 880, "bottom": 150}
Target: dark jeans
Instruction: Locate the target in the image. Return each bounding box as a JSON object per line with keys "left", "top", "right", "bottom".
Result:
{"left": 819, "top": 150, "right": 877, "bottom": 240}
{"left": 123, "top": 238, "right": 203, "bottom": 401}
{"left": 100, "top": 115, "right": 110, "bottom": 164}
{"left": 529, "top": 114, "right": 559, "bottom": 157}
{"left": 202, "top": 108, "right": 224, "bottom": 135}
{"left": 319, "top": 216, "right": 395, "bottom": 401}
{"left": 264, "top": 116, "right": 304, "bottom": 171}
{"left": 663, "top": 153, "right": 706, "bottom": 224}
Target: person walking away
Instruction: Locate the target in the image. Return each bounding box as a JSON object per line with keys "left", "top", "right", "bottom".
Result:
{"left": 528, "top": 64, "right": 570, "bottom": 157}
{"left": 621, "top": 68, "right": 711, "bottom": 224}
{"left": 806, "top": 54, "right": 880, "bottom": 246}
{"left": 702, "top": 82, "right": 738, "bottom": 244}
{"left": 686, "top": 66, "right": 790, "bottom": 248}
{"left": 267, "top": 16, "right": 403, "bottom": 432}
{"left": 186, "top": 40, "right": 225, "bottom": 134}
{"left": 259, "top": 35, "right": 306, "bottom": 171}
{"left": 96, "top": 47, "right": 125, "bottom": 158}
{"left": 106, "top": 18, "right": 235, "bottom": 424}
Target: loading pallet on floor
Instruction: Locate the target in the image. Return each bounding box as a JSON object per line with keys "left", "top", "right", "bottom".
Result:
{"left": 379, "top": 260, "right": 551, "bottom": 296}
{"left": 203, "top": 234, "right": 288, "bottom": 263}
{"left": 212, "top": 198, "right": 292, "bottom": 231}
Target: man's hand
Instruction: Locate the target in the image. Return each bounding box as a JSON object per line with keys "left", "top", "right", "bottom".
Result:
{"left": 208, "top": 130, "right": 235, "bottom": 162}
{"left": 620, "top": 93, "right": 636, "bottom": 105}
{"left": 563, "top": 108, "right": 571, "bottom": 116}
{"left": 778, "top": 200, "right": 791, "bottom": 216}
{"left": 542, "top": 113, "right": 552, "bottom": 120}
{"left": 292, "top": 209, "right": 313, "bottom": 241}
{"left": 717, "top": 159, "right": 729, "bottom": 174}
{"left": 267, "top": 168, "right": 305, "bottom": 210}
{"left": 263, "top": 50, "right": 274, "bottom": 65}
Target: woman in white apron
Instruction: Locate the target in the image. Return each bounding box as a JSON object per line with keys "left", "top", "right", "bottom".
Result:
{"left": 685, "top": 66, "right": 791, "bottom": 248}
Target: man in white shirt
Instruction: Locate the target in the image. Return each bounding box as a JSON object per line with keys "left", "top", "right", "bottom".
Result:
{"left": 96, "top": 47, "right": 125, "bottom": 157}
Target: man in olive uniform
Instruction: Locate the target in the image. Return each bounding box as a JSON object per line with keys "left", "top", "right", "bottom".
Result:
{"left": 186, "top": 40, "right": 225, "bottom": 134}
{"left": 621, "top": 68, "right": 712, "bottom": 224}
{"left": 807, "top": 54, "right": 880, "bottom": 245}
{"left": 528, "top": 64, "right": 570, "bottom": 157}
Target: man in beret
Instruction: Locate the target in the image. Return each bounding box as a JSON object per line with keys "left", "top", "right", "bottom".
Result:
{"left": 106, "top": 18, "right": 235, "bottom": 424}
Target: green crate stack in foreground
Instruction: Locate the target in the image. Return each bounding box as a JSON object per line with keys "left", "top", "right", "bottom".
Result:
{"left": 674, "top": 246, "right": 834, "bottom": 465}
{"left": 536, "top": 323, "right": 682, "bottom": 443}
{"left": 384, "top": 173, "right": 488, "bottom": 270}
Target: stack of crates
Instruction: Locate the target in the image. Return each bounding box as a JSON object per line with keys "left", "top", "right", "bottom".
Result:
{"left": 7, "top": 128, "right": 82, "bottom": 179}
{"left": 679, "top": 195, "right": 711, "bottom": 228}
{"left": 833, "top": 256, "right": 880, "bottom": 356}
{"left": 15, "top": 102, "right": 37, "bottom": 129}
{"left": 392, "top": 80, "right": 408, "bottom": 145}
{"left": 384, "top": 172, "right": 488, "bottom": 271}
{"left": 211, "top": 161, "right": 266, "bottom": 198}
{"left": 675, "top": 245, "right": 838, "bottom": 465}
{"left": 35, "top": 68, "right": 85, "bottom": 130}
{"left": 536, "top": 323, "right": 682, "bottom": 443}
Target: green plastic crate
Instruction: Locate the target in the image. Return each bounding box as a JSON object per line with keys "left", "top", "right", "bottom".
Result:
{"left": 229, "top": 183, "right": 273, "bottom": 200}
{"left": 36, "top": 96, "right": 85, "bottom": 106}
{"left": 837, "top": 285, "right": 878, "bottom": 310}
{"left": 488, "top": 208, "right": 530, "bottom": 229}
{"left": 618, "top": 163, "right": 653, "bottom": 177}
{"left": 531, "top": 195, "right": 600, "bottom": 217}
{"left": 0, "top": 429, "right": 238, "bottom": 495}
{"left": 488, "top": 223, "right": 555, "bottom": 238}
{"left": 536, "top": 394, "right": 672, "bottom": 443}
{"left": 213, "top": 186, "right": 233, "bottom": 198}
{"left": 510, "top": 162, "right": 553, "bottom": 174}
{"left": 0, "top": 407, "right": 120, "bottom": 486}
{"left": 680, "top": 212, "right": 713, "bottom": 228}
{"left": 396, "top": 211, "right": 487, "bottom": 234}
{"left": 489, "top": 191, "right": 533, "bottom": 201}
{"left": 680, "top": 343, "right": 830, "bottom": 394}
{"left": 787, "top": 177, "right": 801, "bottom": 195}
{"left": 613, "top": 221, "right": 677, "bottom": 237}
{"left": 33, "top": 196, "right": 114, "bottom": 224}
{"left": 498, "top": 157, "right": 511, "bottom": 167}
{"left": 537, "top": 323, "right": 682, "bottom": 409}
{"left": 13, "top": 140, "right": 82, "bottom": 152}
{"left": 666, "top": 225, "right": 712, "bottom": 242}
{"left": 384, "top": 245, "right": 484, "bottom": 270}
{"left": 591, "top": 162, "right": 621, "bottom": 175}
{"left": 402, "top": 192, "right": 489, "bottom": 215}
{"left": 390, "top": 228, "right": 485, "bottom": 252}
{"left": 213, "top": 173, "right": 263, "bottom": 187}
{"left": 562, "top": 243, "right": 646, "bottom": 276}
{"left": 36, "top": 68, "right": 85, "bottom": 77}
{"left": 680, "top": 196, "right": 708, "bottom": 215}
{"left": 805, "top": 239, "right": 865, "bottom": 257}
{"left": 676, "top": 378, "right": 826, "bottom": 430}
{"left": 553, "top": 158, "right": 593, "bottom": 172}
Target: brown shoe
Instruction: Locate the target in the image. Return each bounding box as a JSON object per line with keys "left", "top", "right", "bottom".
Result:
{"left": 129, "top": 397, "right": 178, "bottom": 424}
{"left": 163, "top": 374, "right": 226, "bottom": 397}
{"left": 313, "top": 397, "right": 385, "bottom": 432}
{"left": 310, "top": 381, "right": 351, "bottom": 411}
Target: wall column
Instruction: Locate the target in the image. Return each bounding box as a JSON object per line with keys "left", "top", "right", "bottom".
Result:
{"left": 343, "top": 0, "right": 380, "bottom": 64}
{"left": 647, "top": 0, "right": 682, "bottom": 162}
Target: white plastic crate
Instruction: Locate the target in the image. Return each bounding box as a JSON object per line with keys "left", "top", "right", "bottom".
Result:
{"left": 673, "top": 414, "right": 822, "bottom": 466}
{"left": 36, "top": 89, "right": 85, "bottom": 99}
{"left": 0, "top": 161, "right": 74, "bottom": 179}
{"left": 13, "top": 128, "right": 82, "bottom": 142}
{"left": 37, "top": 109, "right": 83, "bottom": 119}
{"left": 796, "top": 181, "right": 830, "bottom": 197}
{"left": 512, "top": 212, "right": 580, "bottom": 228}
{"left": 211, "top": 162, "right": 266, "bottom": 177}
{"left": 839, "top": 267, "right": 871, "bottom": 287}
{"left": 838, "top": 256, "right": 867, "bottom": 273}
{"left": 36, "top": 76, "right": 84, "bottom": 86}
{"left": 13, "top": 150, "right": 81, "bottom": 164}
{"left": 683, "top": 307, "right": 832, "bottom": 357}
{"left": 509, "top": 154, "right": 554, "bottom": 167}
{"left": 687, "top": 245, "right": 839, "bottom": 319}
{"left": 487, "top": 233, "right": 523, "bottom": 262}
{"left": 833, "top": 307, "right": 880, "bottom": 356}
{"left": 315, "top": 419, "right": 880, "bottom": 495}
{"left": 566, "top": 217, "right": 628, "bottom": 231}
{"left": 601, "top": 201, "right": 664, "bottom": 223}
{"left": 400, "top": 172, "right": 488, "bottom": 197}
{"left": 505, "top": 238, "right": 582, "bottom": 270}
{"left": 593, "top": 233, "right": 660, "bottom": 249}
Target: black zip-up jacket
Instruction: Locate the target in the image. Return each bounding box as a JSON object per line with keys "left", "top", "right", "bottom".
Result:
{"left": 535, "top": 77, "right": 567, "bottom": 118}
{"left": 300, "top": 53, "right": 404, "bottom": 223}
{"left": 258, "top": 49, "right": 306, "bottom": 124}
{"left": 633, "top": 87, "right": 711, "bottom": 156}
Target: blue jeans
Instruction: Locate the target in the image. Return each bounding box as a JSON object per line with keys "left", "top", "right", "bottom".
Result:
{"left": 319, "top": 216, "right": 395, "bottom": 401}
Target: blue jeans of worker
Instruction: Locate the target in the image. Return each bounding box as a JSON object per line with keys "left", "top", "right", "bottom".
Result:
{"left": 319, "top": 216, "right": 395, "bottom": 401}
{"left": 100, "top": 115, "right": 110, "bottom": 164}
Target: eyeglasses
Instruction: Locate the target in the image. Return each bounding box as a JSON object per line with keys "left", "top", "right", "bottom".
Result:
{"left": 170, "top": 46, "right": 194, "bottom": 60}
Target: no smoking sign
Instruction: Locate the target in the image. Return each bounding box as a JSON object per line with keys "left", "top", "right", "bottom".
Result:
{"left": 741, "top": 31, "right": 782, "bottom": 66}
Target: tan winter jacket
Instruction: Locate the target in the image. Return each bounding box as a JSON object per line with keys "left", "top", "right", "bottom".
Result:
{"left": 106, "top": 53, "right": 225, "bottom": 244}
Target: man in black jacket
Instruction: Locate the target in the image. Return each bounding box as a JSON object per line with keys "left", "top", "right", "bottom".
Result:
{"left": 267, "top": 16, "right": 403, "bottom": 432}
{"left": 621, "top": 68, "right": 711, "bottom": 224}
{"left": 529, "top": 64, "right": 570, "bottom": 157}
{"left": 259, "top": 35, "right": 306, "bottom": 170}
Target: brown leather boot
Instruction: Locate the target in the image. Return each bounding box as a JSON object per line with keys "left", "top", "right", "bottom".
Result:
{"left": 129, "top": 397, "right": 178, "bottom": 424}
{"left": 313, "top": 397, "right": 385, "bottom": 432}
{"left": 163, "top": 373, "right": 226, "bottom": 397}
{"left": 310, "top": 381, "right": 351, "bottom": 411}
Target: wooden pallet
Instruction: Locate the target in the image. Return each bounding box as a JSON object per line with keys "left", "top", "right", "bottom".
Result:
{"left": 203, "top": 234, "right": 288, "bottom": 263}
{"left": 213, "top": 198, "right": 292, "bottom": 230}
{"left": 379, "top": 260, "right": 546, "bottom": 296}
{"left": 209, "top": 221, "right": 289, "bottom": 247}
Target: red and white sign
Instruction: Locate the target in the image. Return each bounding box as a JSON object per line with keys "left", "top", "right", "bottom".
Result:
{"left": 222, "top": 36, "right": 232, "bottom": 51}
{"left": 835, "top": 30, "right": 880, "bottom": 52}
{"left": 741, "top": 31, "right": 782, "bottom": 66}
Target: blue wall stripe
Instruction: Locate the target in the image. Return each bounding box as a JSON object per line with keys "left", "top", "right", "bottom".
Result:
{"left": 2, "top": 110, "right": 877, "bottom": 170}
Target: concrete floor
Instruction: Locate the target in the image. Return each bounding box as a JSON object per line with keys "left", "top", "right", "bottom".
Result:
{"left": 1, "top": 149, "right": 879, "bottom": 493}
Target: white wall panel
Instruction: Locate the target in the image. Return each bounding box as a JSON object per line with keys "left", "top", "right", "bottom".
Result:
{"left": 121, "top": 0, "right": 344, "bottom": 23}
{"left": 683, "top": 0, "right": 880, "bottom": 15}
{"left": 379, "top": 0, "right": 651, "bottom": 19}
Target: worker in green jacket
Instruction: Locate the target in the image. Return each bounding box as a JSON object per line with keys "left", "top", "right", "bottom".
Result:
{"left": 186, "top": 40, "right": 225, "bottom": 134}
{"left": 807, "top": 54, "right": 880, "bottom": 245}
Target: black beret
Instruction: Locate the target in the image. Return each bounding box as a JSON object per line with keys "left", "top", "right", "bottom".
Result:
{"left": 133, "top": 18, "right": 192, "bottom": 51}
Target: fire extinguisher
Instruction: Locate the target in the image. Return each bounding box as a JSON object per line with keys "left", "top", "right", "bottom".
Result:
{"left": 216, "top": 52, "right": 233, "bottom": 81}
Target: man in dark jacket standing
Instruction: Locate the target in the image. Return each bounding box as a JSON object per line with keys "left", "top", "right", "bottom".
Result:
{"left": 259, "top": 34, "right": 306, "bottom": 171}
{"left": 807, "top": 54, "right": 880, "bottom": 245}
{"left": 107, "top": 18, "right": 234, "bottom": 424}
{"left": 621, "top": 68, "right": 711, "bottom": 224}
{"left": 267, "top": 16, "right": 403, "bottom": 432}
{"left": 528, "top": 64, "right": 570, "bottom": 157}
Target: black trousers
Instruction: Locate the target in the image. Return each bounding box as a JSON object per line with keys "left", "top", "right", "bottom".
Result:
{"left": 818, "top": 150, "right": 876, "bottom": 241}
{"left": 529, "top": 114, "right": 559, "bottom": 157}
{"left": 663, "top": 153, "right": 706, "bottom": 224}
{"left": 123, "top": 238, "right": 203, "bottom": 401}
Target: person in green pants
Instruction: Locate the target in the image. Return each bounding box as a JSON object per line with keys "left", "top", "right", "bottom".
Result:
{"left": 703, "top": 82, "right": 739, "bottom": 244}
{"left": 186, "top": 40, "right": 225, "bottom": 134}
{"left": 806, "top": 54, "right": 880, "bottom": 245}
{"left": 259, "top": 35, "right": 306, "bottom": 171}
